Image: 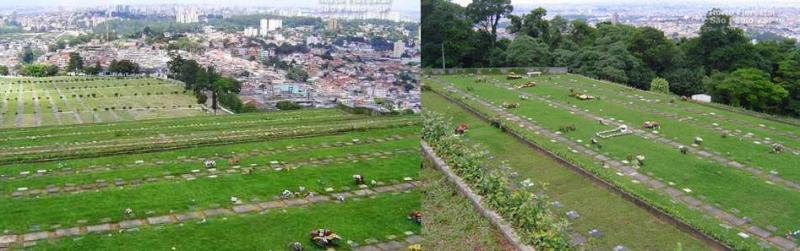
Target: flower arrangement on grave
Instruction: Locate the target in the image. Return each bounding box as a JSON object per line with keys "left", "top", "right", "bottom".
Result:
{"left": 771, "top": 143, "right": 783, "bottom": 154}
{"left": 203, "top": 160, "right": 216, "bottom": 169}
{"left": 408, "top": 211, "right": 422, "bottom": 224}
{"left": 310, "top": 229, "right": 342, "bottom": 247}
{"left": 408, "top": 244, "right": 422, "bottom": 251}
{"left": 287, "top": 242, "right": 303, "bottom": 251}
{"left": 490, "top": 117, "right": 502, "bottom": 128}
{"left": 228, "top": 156, "right": 240, "bottom": 166}
{"left": 694, "top": 137, "right": 703, "bottom": 145}
{"left": 590, "top": 138, "right": 601, "bottom": 148}
{"left": 124, "top": 208, "right": 133, "bottom": 216}
{"left": 229, "top": 196, "right": 241, "bottom": 204}
{"left": 515, "top": 81, "right": 536, "bottom": 89}
{"left": 635, "top": 154, "right": 645, "bottom": 166}
{"left": 506, "top": 73, "right": 522, "bottom": 80}
{"left": 642, "top": 121, "right": 660, "bottom": 129}
{"left": 501, "top": 102, "right": 519, "bottom": 109}
{"left": 558, "top": 124, "right": 576, "bottom": 133}
{"left": 454, "top": 123, "right": 468, "bottom": 135}
{"left": 353, "top": 174, "right": 365, "bottom": 185}
{"left": 679, "top": 146, "right": 688, "bottom": 154}
{"left": 281, "top": 190, "right": 294, "bottom": 198}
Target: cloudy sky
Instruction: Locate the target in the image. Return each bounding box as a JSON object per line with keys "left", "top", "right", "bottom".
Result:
{"left": 0, "top": 0, "right": 420, "bottom": 12}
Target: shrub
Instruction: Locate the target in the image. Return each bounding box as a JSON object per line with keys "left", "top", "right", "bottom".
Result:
{"left": 650, "top": 78, "right": 670, "bottom": 95}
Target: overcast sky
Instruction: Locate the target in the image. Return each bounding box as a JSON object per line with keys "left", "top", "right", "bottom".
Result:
{"left": 0, "top": 0, "right": 420, "bottom": 12}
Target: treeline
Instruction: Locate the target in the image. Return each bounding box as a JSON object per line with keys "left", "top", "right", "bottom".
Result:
{"left": 422, "top": 0, "right": 800, "bottom": 117}
{"left": 167, "top": 55, "right": 256, "bottom": 113}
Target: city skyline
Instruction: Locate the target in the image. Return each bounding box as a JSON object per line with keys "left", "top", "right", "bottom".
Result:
{"left": 0, "top": 0, "right": 421, "bottom": 12}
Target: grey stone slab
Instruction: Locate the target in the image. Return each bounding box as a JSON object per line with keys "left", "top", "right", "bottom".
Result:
{"left": 22, "top": 232, "right": 48, "bottom": 242}
{"left": 86, "top": 223, "right": 112, "bottom": 233}
{"left": 728, "top": 161, "right": 744, "bottom": 169}
{"left": 719, "top": 213, "right": 746, "bottom": 226}
{"left": 54, "top": 227, "right": 80, "bottom": 238}
{"left": 747, "top": 226, "right": 771, "bottom": 238}
{"left": 376, "top": 241, "right": 405, "bottom": 250}
{"left": 0, "top": 235, "right": 16, "bottom": 247}
{"left": 405, "top": 235, "right": 422, "bottom": 244}
{"left": 146, "top": 215, "right": 173, "bottom": 225}
{"left": 664, "top": 187, "right": 683, "bottom": 198}
{"left": 283, "top": 198, "right": 309, "bottom": 206}
{"left": 681, "top": 196, "right": 702, "bottom": 207}
{"left": 258, "top": 201, "right": 286, "bottom": 209}
{"left": 203, "top": 208, "right": 233, "bottom": 217}
{"left": 118, "top": 220, "right": 144, "bottom": 229}
{"left": 307, "top": 196, "right": 330, "bottom": 203}
{"left": 702, "top": 205, "right": 724, "bottom": 217}
{"left": 175, "top": 211, "right": 204, "bottom": 221}
{"left": 769, "top": 236, "right": 797, "bottom": 250}
{"left": 353, "top": 189, "right": 375, "bottom": 196}
{"left": 373, "top": 185, "right": 397, "bottom": 193}
{"left": 570, "top": 233, "right": 587, "bottom": 246}
{"left": 354, "top": 246, "right": 382, "bottom": 251}
{"left": 232, "top": 204, "right": 259, "bottom": 213}
{"left": 648, "top": 179, "right": 666, "bottom": 189}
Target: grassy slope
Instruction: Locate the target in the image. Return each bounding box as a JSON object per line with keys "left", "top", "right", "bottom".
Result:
{"left": 423, "top": 91, "right": 709, "bottom": 250}
{"left": 421, "top": 162, "right": 511, "bottom": 251}
{"left": 31, "top": 192, "right": 420, "bottom": 251}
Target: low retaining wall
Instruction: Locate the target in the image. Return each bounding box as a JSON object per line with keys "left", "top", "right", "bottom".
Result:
{"left": 427, "top": 88, "right": 731, "bottom": 251}
{"left": 421, "top": 140, "right": 534, "bottom": 251}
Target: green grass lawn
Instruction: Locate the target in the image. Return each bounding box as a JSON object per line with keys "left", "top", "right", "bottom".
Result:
{"left": 421, "top": 163, "right": 511, "bottom": 251}
{"left": 0, "top": 77, "right": 208, "bottom": 129}
{"left": 423, "top": 91, "right": 710, "bottom": 250}
{"left": 426, "top": 73, "right": 799, "bottom": 249}
{"left": 0, "top": 108, "right": 421, "bottom": 250}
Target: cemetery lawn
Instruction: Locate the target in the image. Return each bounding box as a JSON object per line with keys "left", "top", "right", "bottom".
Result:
{"left": 425, "top": 73, "right": 800, "bottom": 250}
{"left": 423, "top": 91, "right": 710, "bottom": 250}
{"left": 0, "top": 109, "right": 421, "bottom": 250}
{"left": 30, "top": 191, "right": 420, "bottom": 251}
{"left": 0, "top": 76, "right": 208, "bottom": 129}
{"left": 420, "top": 164, "right": 512, "bottom": 251}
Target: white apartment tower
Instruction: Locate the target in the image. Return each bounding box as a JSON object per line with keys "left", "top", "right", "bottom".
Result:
{"left": 393, "top": 40, "right": 405, "bottom": 58}
{"left": 176, "top": 8, "right": 199, "bottom": 24}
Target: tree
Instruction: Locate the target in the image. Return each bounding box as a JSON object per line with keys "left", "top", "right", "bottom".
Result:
{"left": 287, "top": 67, "right": 309, "bottom": 82}
{"left": 466, "top": 0, "right": 512, "bottom": 45}
{"left": 0, "top": 65, "right": 8, "bottom": 76}
{"left": 650, "top": 78, "right": 670, "bottom": 94}
{"left": 20, "top": 47, "right": 36, "bottom": 64}
{"left": 704, "top": 68, "right": 788, "bottom": 112}
{"left": 19, "top": 64, "right": 57, "bottom": 77}
{"left": 629, "top": 27, "right": 677, "bottom": 74}
{"left": 276, "top": 100, "right": 302, "bottom": 110}
{"left": 108, "top": 59, "right": 140, "bottom": 75}
{"left": 505, "top": 35, "right": 550, "bottom": 67}
{"left": 421, "top": 0, "right": 476, "bottom": 68}
{"left": 508, "top": 7, "right": 550, "bottom": 44}
{"left": 66, "top": 52, "right": 84, "bottom": 73}
{"left": 84, "top": 61, "right": 102, "bottom": 75}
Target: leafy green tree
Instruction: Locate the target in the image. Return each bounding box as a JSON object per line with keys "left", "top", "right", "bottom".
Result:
{"left": 508, "top": 7, "right": 550, "bottom": 44}
{"left": 421, "top": 0, "right": 476, "bottom": 68}
{"left": 286, "top": 67, "right": 309, "bottom": 82}
{"left": 466, "top": 0, "right": 513, "bottom": 44}
{"left": 629, "top": 27, "right": 677, "bottom": 74}
{"left": 0, "top": 65, "right": 8, "bottom": 75}
{"left": 108, "top": 59, "right": 140, "bottom": 75}
{"left": 20, "top": 47, "right": 36, "bottom": 64}
{"left": 650, "top": 78, "right": 670, "bottom": 94}
{"left": 505, "top": 35, "right": 550, "bottom": 67}
{"left": 66, "top": 52, "right": 84, "bottom": 73}
{"left": 276, "top": 100, "right": 302, "bottom": 110}
{"left": 567, "top": 20, "right": 596, "bottom": 47}
{"left": 704, "top": 68, "right": 788, "bottom": 112}
{"left": 83, "top": 61, "right": 102, "bottom": 75}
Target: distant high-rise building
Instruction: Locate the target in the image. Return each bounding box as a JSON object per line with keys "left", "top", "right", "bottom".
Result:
{"left": 393, "top": 40, "right": 404, "bottom": 58}
{"left": 260, "top": 19, "right": 269, "bottom": 36}
{"left": 244, "top": 27, "right": 258, "bottom": 37}
{"left": 327, "top": 18, "right": 338, "bottom": 31}
{"left": 611, "top": 12, "right": 619, "bottom": 24}
{"left": 176, "top": 7, "right": 199, "bottom": 24}
{"left": 267, "top": 19, "right": 282, "bottom": 31}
